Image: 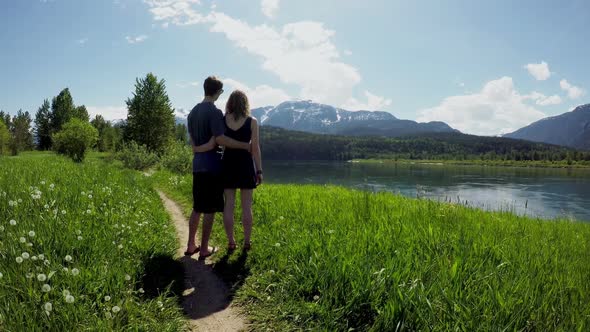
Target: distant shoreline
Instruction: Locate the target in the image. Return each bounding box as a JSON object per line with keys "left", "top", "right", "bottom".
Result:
{"left": 351, "top": 158, "right": 590, "bottom": 169}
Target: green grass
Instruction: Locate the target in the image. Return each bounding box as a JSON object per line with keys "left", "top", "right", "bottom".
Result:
{"left": 0, "top": 153, "right": 185, "bottom": 331}
{"left": 354, "top": 158, "right": 590, "bottom": 169}
{"left": 152, "top": 170, "right": 590, "bottom": 331}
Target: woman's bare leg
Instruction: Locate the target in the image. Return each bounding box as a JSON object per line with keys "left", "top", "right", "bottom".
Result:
{"left": 223, "top": 189, "right": 237, "bottom": 247}
{"left": 240, "top": 189, "right": 253, "bottom": 246}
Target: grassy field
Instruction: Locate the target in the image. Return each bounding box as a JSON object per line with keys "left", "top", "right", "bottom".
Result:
{"left": 152, "top": 169, "right": 590, "bottom": 331}
{"left": 353, "top": 158, "right": 590, "bottom": 169}
{"left": 0, "top": 153, "right": 184, "bottom": 331}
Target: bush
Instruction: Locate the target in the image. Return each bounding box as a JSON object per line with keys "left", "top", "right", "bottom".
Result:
{"left": 52, "top": 118, "right": 98, "bottom": 162}
{"left": 116, "top": 141, "right": 159, "bottom": 170}
{"left": 159, "top": 141, "right": 192, "bottom": 174}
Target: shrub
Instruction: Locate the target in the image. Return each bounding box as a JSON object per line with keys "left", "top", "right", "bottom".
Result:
{"left": 52, "top": 118, "right": 98, "bottom": 162}
{"left": 160, "top": 141, "right": 192, "bottom": 174}
{"left": 116, "top": 141, "right": 159, "bottom": 170}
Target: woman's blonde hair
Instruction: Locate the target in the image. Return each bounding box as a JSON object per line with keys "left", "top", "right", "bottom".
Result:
{"left": 225, "top": 90, "right": 250, "bottom": 120}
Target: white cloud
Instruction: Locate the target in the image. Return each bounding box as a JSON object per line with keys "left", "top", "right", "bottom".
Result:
{"left": 87, "top": 106, "right": 127, "bottom": 121}
{"left": 220, "top": 78, "right": 291, "bottom": 108}
{"left": 524, "top": 92, "right": 562, "bottom": 106}
{"left": 417, "top": 77, "right": 547, "bottom": 135}
{"left": 261, "top": 0, "right": 279, "bottom": 19}
{"left": 77, "top": 38, "right": 88, "bottom": 45}
{"left": 126, "top": 35, "right": 148, "bottom": 44}
{"left": 341, "top": 91, "right": 392, "bottom": 111}
{"left": 560, "top": 79, "right": 585, "bottom": 99}
{"left": 143, "top": 1, "right": 389, "bottom": 111}
{"left": 524, "top": 61, "right": 551, "bottom": 81}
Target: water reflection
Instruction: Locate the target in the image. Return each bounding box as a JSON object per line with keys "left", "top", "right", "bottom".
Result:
{"left": 264, "top": 161, "right": 590, "bottom": 222}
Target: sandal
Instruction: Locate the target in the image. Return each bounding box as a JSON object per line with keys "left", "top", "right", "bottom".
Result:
{"left": 184, "top": 246, "right": 200, "bottom": 256}
{"left": 242, "top": 242, "right": 251, "bottom": 251}
{"left": 198, "top": 246, "right": 218, "bottom": 260}
{"left": 228, "top": 243, "right": 237, "bottom": 251}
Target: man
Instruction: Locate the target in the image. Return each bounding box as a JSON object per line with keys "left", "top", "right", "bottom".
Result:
{"left": 185, "top": 76, "right": 250, "bottom": 259}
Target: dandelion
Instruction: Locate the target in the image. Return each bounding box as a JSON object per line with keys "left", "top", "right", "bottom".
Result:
{"left": 104, "top": 295, "right": 111, "bottom": 302}
{"left": 44, "top": 302, "right": 52, "bottom": 312}
{"left": 44, "top": 260, "right": 50, "bottom": 266}
{"left": 76, "top": 230, "right": 82, "bottom": 235}
{"left": 9, "top": 219, "right": 17, "bottom": 226}
{"left": 42, "top": 284, "right": 51, "bottom": 292}
{"left": 38, "top": 254, "right": 45, "bottom": 260}
{"left": 65, "top": 295, "right": 75, "bottom": 303}
{"left": 138, "top": 288, "right": 145, "bottom": 294}
{"left": 111, "top": 306, "right": 121, "bottom": 313}
{"left": 20, "top": 237, "right": 26, "bottom": 243}
{"left": 8, "top": 200, "right": 15, "bottom": 207}
{"left": 22, "top": 252, "right": 30, "bottom": 259}
{"left": 26, "top": 273, "right": 33, "bottom": 279}
{"left": 86, "top": 209, "right": 91, "bottom": 214}
{"left": 328, "top": 230, "right": 335, "bottom": 234}
{"left": 62, "top": 289, "right": 70, "bottom": 297}
{"left": 313, "top": 295, "right": 320, "bottom": 301}
{"left": 27, "top": 243, "right": 33, "bottom": 247}
{"left": 77, "top": 236, "right": 83, "bottom": 241}
{"left": 0, "top": 226, "right": 4, "bottom": 231}
{"left": 274, "top": 243, "right": 281, "bottom": 247}
{"left": 65, "top": 255, "right": 72, "bottom": 262}
{"left": 18, "top": 199, "right": 22, "bottom": 203}
{"left": 88, "top": 194, "right": 92, "bottom": 199}
{"left": 37, "top": 274, "right": 47, "bottom": 282}
{"left": 49, "top": 184, "right": 55, "bottom": 190}
{"left": 31, "top": 256, "right": 38, "bottom": 261}
{"left": 44, "top": 204, "right": 49, "bottom": 209}
{"left": 118, "top": 244, "right": 123, "bottom": 249}
{"left": 71, "top": 268, "right": 80, "bottom": 276}
{"left": 0, "top": 272, "right": 3, "bottom": 279}
{"left": 29, "top": 231, "right": 35, "bottom": 237}
{"left": 125, "top": 274, "right": 131, "bottom": 281}
{"left": 157, "top": 301, "right": 163, "bottom": 308}
{"left": 16, "top": 257, "right": 23, "bottom": 264}
{"left": 41, "top": 181, "right": 46, "bottom": 185}
{"left": 81, "top": 191, "right": 86, "bottom": 196}
{"left": 61, "top": 210, "right": 66, "bottom": 215}
{"left": 63, "top": 267, "right": 69, "bottom": 273}
{"left": 105, "top": 312, "right": 112, "bottom": 319}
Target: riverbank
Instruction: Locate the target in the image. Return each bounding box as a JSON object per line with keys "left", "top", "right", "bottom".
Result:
{"left": 352, "top": 158, "right": 590, "bottom": 168}
{"left": 151, "top": 169, "right": 590, "bottom": 331}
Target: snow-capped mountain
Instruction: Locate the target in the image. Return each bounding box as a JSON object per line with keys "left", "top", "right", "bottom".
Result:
{"left": 251, "top": 100, "right": 457, "bottom": 137}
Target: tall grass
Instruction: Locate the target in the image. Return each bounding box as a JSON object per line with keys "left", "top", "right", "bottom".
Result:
{"left": 152, "top": 170, "right": 590, "bottom": 331}
{"left": 0, "top": 154, "right": 184, "bottom": 331}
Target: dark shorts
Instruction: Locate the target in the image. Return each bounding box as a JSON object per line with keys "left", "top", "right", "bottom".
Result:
{"left": 193, "top": 172, "right": 224, "bottom": 213}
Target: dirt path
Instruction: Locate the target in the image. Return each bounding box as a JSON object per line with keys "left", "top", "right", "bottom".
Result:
{"left": 157, "top": 190, "right": 247, "bottom": 332}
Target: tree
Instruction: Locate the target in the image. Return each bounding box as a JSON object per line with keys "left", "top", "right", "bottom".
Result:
{"left": 73, "top": 105, "right": 90, "bottom": 122}
{"left": 53, "top": 118, "right": 98, "bottom": 162}
{"left": 125, "top": 73, "right": 175, "bottom": 154}
{"left": 0, "top": 111, "right": 10, "bottom": 128}
{"left": 0, "top": 119, "right": 9, "bottom": 155}
{"left": 35, "top": 99, "right": 52, "bottom": 150}
{"left": 91, "top": 115, "right": 120, "bottom": 152}
{"left": 50, "top": 88, "right": 76, "bottom": 134}
{"left": 175, "top": 123, "right": 188, "bottom": 143}
{"left": 9, "top": 110, "right": 33, "bottom": 155}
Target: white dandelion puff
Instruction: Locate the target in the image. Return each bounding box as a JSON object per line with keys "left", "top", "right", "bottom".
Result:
{"left": 31, "top": 256, "right": 38, "bottom": 261}
{"left": 16, "top": 257, "right": 23, "bottom": 264}
{"left": 63, "top": 267, "right": 69, "bottom": 273}
{"left": 22, "top": 252, "right": 30, "bottom": 259}
{"left": 125, "top": 274, "right": 131, "bottom": 281}
{"left": 44, "top": 302, "right": 52, "bottom": 311}
{"left": 0, "top": 226, "right": 4, "bottom": 231}
{"left": 105, "top": 312, "right": 112, "bottom": 319}
{"left": 42, "top": 284, "right": 51, "bottom": 292}
{"left": 37, "top": 274, "right": 47, "bottom": 282}
{"left": 65, "top": 255, "right": 72, "bottom": 262}
{"left": 63, "top": 289, "right": 70, "bottom": 297}
{"left": 0, "top": 272, "right": 3, "bottom": 279}
{"left": 29, "top": 231, "right": 35, "bottom": 237}
{"left": 65, "top": 295, "right": 75, "bottom": 303}
{"left": 20, "top": 237, "right": 26, "bottom": 243}
{"left": 38, "top": 254, "right": 45, "bottom": 260}
{"left": 313, "top": 295, "right": 320, "bottom": 301}
{"left": 112, "top": 306, "right": 121, "bottom": 313}
{"left": 138, "top": 288, "right": 144, "bottom": 294}
{"left": 104, "top": 295, "right": 111, "bottom": 301}
{"left": 27, "top": 242, "right": 33, "bottom": 247}
{"left": 26, "top": 272, "right": 33, "bottom": 278}
{"left": 71, "top": 268, "right": 80, "bottom": 276}
{"left": 77, "top": 236, "right": 83, "bottom": 241}
{"left": 61, "top": 210, "right": 66, "bottom": 215}
{"left": 9, "top": 219, "right": 17, "bottom": 226}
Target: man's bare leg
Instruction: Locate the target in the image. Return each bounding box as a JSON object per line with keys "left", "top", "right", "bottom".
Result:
{"left": 186, "top": 209, "right": 201, "bottom": 253}
{"left": 200, "top": 213, "right": 215, "bottom": 255}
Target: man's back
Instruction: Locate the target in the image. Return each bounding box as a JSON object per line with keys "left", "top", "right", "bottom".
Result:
{"left": 187, "top": 101, "right": 224, "bottom": 173}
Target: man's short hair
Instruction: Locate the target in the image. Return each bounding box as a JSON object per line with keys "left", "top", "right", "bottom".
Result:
{"left": 204, "top": 76, "right": 223, "bottom": 96}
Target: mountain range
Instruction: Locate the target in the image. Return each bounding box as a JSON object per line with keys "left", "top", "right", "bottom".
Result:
{"left": 250, "top": 100, "right": 457, "bottom": 137}
{"left": 504, "top": 104, "right": 590, "bottom": 150}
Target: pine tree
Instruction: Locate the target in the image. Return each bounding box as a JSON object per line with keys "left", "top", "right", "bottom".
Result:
{"left": 34, "top": 99, "right": 52, "bottom": 150}
{"left": 125, "top": 73, "right": 175, "bottom": 154}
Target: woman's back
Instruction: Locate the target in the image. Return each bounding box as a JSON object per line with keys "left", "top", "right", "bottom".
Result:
{"left": 222, "top": 115, "right": 256, "bottom": 189}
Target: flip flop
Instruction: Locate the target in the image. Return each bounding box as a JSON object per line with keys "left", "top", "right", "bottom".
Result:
{"left": 184, "top": 246, "right": 200, "bottom": 256}
{"left": 198, "top": 246, "right": 218, "bottom": 260}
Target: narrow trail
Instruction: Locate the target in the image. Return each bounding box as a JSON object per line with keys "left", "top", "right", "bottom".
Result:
{"left": 156, "top": 190, "right": 247, "bottom": 332}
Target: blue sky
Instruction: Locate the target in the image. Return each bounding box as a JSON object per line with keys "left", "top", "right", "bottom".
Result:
{"left": 0, "top": 0, "right": 588, "bottom": 135}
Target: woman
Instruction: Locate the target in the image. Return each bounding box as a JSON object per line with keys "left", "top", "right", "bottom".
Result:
{"left": 196, "top": 90, "right": 262, "bottom": 251}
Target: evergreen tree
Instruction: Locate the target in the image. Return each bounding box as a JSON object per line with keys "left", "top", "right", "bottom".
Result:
{"left": 34, "top": 99, "right": 52, "bottom": 150}
{"left": 0, "top": 119, "right": 9, "bottom": 155}
{"left": 50, "top": 88, "right": 76, "bottom": 134}
{"left": 125, "top": 73, "right": 175, "bottom": 154}
{"left": 175, "top": 123, "right": 188, "bottom": 143}
{"left": 9, "top": 110, "right": 33, "bottom": 155}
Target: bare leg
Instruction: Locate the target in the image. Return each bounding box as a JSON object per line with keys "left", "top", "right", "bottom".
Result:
{"left": 186, "top": 209, "right": 201, "bottom": 252}
{"left": 223, "top": 189, "right": 237, "bottom": 247}
{"left": 200, "top": 213, "right": 215, "bottom": 255}
{"left": 240, "top": 189, "right": 253, "bottom": 246}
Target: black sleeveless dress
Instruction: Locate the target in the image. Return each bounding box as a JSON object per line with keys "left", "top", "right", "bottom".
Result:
{"left": 222, "top": 116, "right": 257, "bottom": 189}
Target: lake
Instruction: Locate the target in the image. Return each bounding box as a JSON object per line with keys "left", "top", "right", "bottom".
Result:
{"left": 264, "top": 160, "right": 590, "bottom": 222}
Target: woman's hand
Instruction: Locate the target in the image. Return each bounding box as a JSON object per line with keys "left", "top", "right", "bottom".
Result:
{"left": 256, "top": 171, "right": 263, "bottom": 185}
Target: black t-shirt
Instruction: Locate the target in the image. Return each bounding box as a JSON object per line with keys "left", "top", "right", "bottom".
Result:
{"left": 187, "top": 101, "right": 224, "bottom": 173}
